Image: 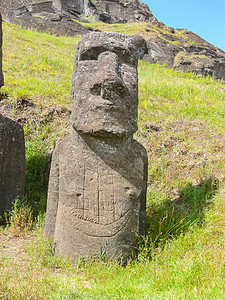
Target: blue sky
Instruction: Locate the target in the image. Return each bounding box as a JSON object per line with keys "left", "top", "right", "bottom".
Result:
{"left": 142, "top": 0, "right": 225, "bottom": 51}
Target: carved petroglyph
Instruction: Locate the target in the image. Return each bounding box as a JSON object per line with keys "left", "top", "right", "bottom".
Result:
{"left": 58, "top": 145, "right": 141, "bottom": 228}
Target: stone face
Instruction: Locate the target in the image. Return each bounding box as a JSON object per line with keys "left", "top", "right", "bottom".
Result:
{"left": 45, "top": 32, "right": 148, "bottom": 262}
{"left": 0, "top": 114, "right": 25, "bottom": 215}
{"left": 0, "top": 13, "right": 3, "bottom": 88}
{"left": 71, "top": 33, "right": 145, "bottom": 137}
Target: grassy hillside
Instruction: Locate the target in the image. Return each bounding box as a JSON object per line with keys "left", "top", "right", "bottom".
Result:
{"left": 1, "top": 22, "right": 225, "bottom": 299}
{"left": 78, "top": 20, "right": 213, "bottom": 48}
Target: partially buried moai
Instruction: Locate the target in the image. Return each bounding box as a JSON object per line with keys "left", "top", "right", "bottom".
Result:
{"left": 45, "top": 32, "right": 148, "bottom": 262}
{"left": 0, "top": 14, "right": 26, "bottom": 215}
{"left": 0, "top": 115, "right": 26, "bottom": 215}
{"left": 0, "top": 12, "right": 4, "bottom": 88}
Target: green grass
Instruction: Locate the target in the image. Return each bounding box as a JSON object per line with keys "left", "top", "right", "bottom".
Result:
{"left": 78, "top": 21, "right": 164, "bottom": 38}
{"left": 138, "top": 62, "right": 225, "bottom": 124}
{"left": 2, "top": 22, "right": 80, "bottom": 108}
{"left": 1, "top": 22, "right": 225, "bottom": 299}
{"left": 77, "top": 20, "right": 206, "bottom": 50}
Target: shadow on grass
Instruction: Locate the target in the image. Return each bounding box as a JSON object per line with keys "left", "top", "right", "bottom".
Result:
{"left": 144, "top": 177, "right": 219, "bottom": 250}
{"left": 0, "top": 145, "right": 51, "bottom": 226}
{"left": 25, "top": 150, "right": 51, "bottom": 217}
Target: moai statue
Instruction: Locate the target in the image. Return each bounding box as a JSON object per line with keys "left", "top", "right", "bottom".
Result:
{"left": 0, "top": 12, "right": 4, "bottom": 88}
{"left": 0, "top": 115, "right": 26, "bottom": 215}
{"left": 45, "top": 32, "right": 148, "bottom": 262}
{"left": 0, "top": 14, "right": 25, "bottom": 215}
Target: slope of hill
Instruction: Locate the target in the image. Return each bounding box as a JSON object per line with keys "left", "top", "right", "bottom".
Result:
{"left": 77, "top": 21, "right": 225, "bottom": 81}
{"left": 1, "top": 0, "right": 225, "bottom": 80}
{"left": 1, "top": 22, "right": 225, "bottom": 299}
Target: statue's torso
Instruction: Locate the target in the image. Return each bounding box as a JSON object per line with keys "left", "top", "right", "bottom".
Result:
{"left": 47, "top": 134, "right": 147, "bottom": 261}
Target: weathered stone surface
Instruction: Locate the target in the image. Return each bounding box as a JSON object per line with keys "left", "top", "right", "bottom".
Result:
{"left": 93, "top": 0, "right": 158, "bottom": 24}
{"left": 143, "top": 39, "right": 181, "bottom": 68}
{"left": 142, "top": 29, "right": 225, "bottom": 81}
{"left": 0, "top": 0, "right": 91, "bottom": 36}
{"left": 0, "top": 13, "right": 3, "bottom": 88}
{"left": 53, "top": 0, "right": 85, "bottom": 15}
{"left": 1, "top": 1, "right": 225, "bottom": 81}
{"left": 214, "top": 61, "right": 225, "bottom": 80}
{"left": 2, "top": 2, "right": 224, "bottom": 81}
{"left": 9, "top": 12, "right": 91, "bottom": 37}
{"left": 45, "top": 32, "right": 148, "bottom": 262}
{"left": 0, "top": 0, "right": 158, "bottom": 35}
{"left": 0, "top": 114, "right": 25, "bottom": 215}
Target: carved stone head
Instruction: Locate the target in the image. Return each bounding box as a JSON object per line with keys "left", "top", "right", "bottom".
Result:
{"left": 71, "top": 32, "right": 143, "bottom": 138}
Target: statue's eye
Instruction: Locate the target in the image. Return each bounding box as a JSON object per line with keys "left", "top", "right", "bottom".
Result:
{"left": 79, "top": 47, "right": 106, "bottom": 61}
{"left": 80, "top": 51, "right": 99, "bottom": 61}
{"left": 90, "top": 84, "right": 101, "bottom": 96}
{"left": 114, "top": 83, "right": 126, "bottom": 97}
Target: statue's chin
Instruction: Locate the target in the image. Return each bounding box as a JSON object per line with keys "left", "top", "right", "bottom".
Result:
{"left": 72, "top": 122, "right": 136, "bottom": 139}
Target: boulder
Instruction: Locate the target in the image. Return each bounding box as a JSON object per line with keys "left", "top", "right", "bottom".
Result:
{"left": 214, "top": 61, "right": 225, "bottom": 80}
{"left": 45, "top": 32, "right": 148, "bottom": 263}
{"left": 143, "top": 39, "right": 181, "bottom": 68}
{"left": 0, "top": 114, "right": 25, "bottom": 215}
{"left": 93, "top": 0, "right": 158, "bottom": 24}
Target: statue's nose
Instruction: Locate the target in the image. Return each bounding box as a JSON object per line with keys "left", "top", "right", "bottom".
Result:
{"left": 90, "top": 51, "right": 128, "bottom": 100}
{"left": 98, "top": 51, "right": 120, "bottom": 80}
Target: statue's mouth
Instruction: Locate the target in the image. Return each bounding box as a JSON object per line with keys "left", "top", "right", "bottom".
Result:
{"left": 94, "top": 103, "right": 123, "bottom": 112}
{"left": 89, "top": 97, "right": 129, "bottom": 113}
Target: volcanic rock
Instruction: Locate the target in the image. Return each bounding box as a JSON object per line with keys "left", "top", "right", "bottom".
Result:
{"left": 45, "top": 32, "right": 148, "bottom": 263}
{"left": 0, "top": 114, "right": 25, "bottom": 215}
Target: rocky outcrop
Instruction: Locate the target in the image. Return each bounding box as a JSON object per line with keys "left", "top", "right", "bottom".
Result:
{"left": 0, "top": 0, "right": 92, "bottom": 36}
{"left": 142, "top": 26, "right": 225, "bottom": 81}
{"left": 0, "top": 0, "right": 158, "bottom": 33}
{"left": 0, "top": 0, "right": 225, "bottom": 81}
{"left": 102, "top": 22, "right": 225, "bottom": 81}
{"left": 93, "top": 0, "right": 158, "bottom": 24}
{"left": 8, "top": 11, "right": 91, "bottom": 37}
{"left": 0, "top": 13, "right": 3, "bottom": 88}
